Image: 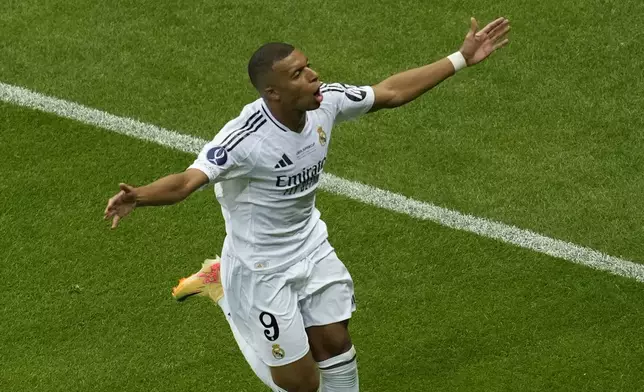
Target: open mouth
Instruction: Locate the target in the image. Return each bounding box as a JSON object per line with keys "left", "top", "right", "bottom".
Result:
{"left": 313, "top": 86, "right": 323, "bottom": 103}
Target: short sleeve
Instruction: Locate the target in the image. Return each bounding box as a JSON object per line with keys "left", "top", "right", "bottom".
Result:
{"left": 321, "top": 83, "right": 375, "bottom": 123}
{"left": 188, "top": 138, "right": 256, "bottom": 184}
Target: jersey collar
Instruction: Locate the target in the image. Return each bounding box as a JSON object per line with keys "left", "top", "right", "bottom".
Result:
{"left": 261, "top": 101, "right": 308, "bottom": 133}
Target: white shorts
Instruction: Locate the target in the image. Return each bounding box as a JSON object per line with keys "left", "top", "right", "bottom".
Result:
{"left": 220, "top": 240, "right": 356, "bottom": 367}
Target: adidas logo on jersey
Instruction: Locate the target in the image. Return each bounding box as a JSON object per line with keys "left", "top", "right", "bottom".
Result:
{"left": 274, "top": 154, "right": 294, "bottom": 169}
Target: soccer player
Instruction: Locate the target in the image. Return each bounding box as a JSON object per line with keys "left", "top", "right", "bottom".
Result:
{"left": 104, "top": 17, "right": 510, "bottom": 392}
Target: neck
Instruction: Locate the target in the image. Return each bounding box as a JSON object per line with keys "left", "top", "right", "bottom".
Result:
{"left": 265, "top": 100, "right": 306, "bottom": 133}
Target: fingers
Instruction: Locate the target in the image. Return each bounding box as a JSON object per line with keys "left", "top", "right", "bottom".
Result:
{"left": 104, "top": 205, "right": 118, "bottom": 221}
{"left": 104, "top": 198, "right": 115, "bottom": 218}
{"left": 104, "top": 190, "right": 125, "bottom": 217}
{"left": 480, "top": 17, "right": 506, "bottom": 36}
{"left": 105, "top": 184, "right": 135, "bottom": 228}
{"left": 119, "top": 183, "right": 134, "bottom": 193}
{"left": 111, "top": 215, "right": 121, "bottom": 229}
{"left": 488, "top": 19, "right": 511, "bottom": 41}
{"left": 493, "top": 38, "right": 510, "bottom": 51}
{"left": 469, "top": 17, "right": 478, "bottom": 35}
{"left": 490, "top": 26, "right": 511, "bottom": 50}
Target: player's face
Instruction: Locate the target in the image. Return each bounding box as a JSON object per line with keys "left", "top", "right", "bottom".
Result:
{"left": 268, "top": 50, "right": 323, "bottom": 111}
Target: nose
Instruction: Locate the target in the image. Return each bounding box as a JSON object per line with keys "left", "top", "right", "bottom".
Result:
{"left": 308, "top": 67, "right": 319, "bottom": 82}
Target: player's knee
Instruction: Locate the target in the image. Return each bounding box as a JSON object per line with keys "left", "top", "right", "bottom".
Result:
{"left": 271, "top": 352, "right": 320, "bottom": 392}
{"left": 273, "top": 372, "right": 319, "bottom": 392}
{"left": 326, "top": 330, "right": 352, "bottom": 357}
{"left": 301, "top": 372, "right": 320, "bottom": 392}
{"left": 307, "top": 321, "right": 352, "bottom": 361}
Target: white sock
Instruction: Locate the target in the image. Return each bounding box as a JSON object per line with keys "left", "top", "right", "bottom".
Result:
{"left": 317, "top": 346, "right": 359, "bottom": 392}
{"left": 218, "top": 298, "right": 285, "bottom": 392}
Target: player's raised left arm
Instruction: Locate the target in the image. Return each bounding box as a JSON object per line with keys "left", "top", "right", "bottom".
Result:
{"left": 369, "top": 17, "right": 510, "bottom": 112}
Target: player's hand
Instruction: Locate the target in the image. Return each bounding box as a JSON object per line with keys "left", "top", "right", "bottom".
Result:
{"left": 459, "top": 17, "right": 510, "bottom": 66}
{"left": 104, "top": 183, "right": 137, "bottom": 229}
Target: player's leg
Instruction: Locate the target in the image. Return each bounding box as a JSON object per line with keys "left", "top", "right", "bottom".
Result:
{"left": 218, "top": 297, "right": 286, "bottom": 392}
{"left": 172, "top": 258, "right": 285, "bottom": 391}
{"left": 300, "top": 243, "right": 359, "bottom": 392}
{"left": 269, "top": 350, "right": 320, "bottom": 392}
{"left": 307, "top": 320, "right": 358, "bottom": 392}
{"left": 224, "top": 257, "right": 321, "bottom": 392}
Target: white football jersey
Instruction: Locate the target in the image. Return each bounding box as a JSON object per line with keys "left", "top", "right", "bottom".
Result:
{"left": 189, "top": 83, "right": 375, "bottom": 273}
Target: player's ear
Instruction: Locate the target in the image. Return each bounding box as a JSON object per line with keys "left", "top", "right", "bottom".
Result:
{"left": 264, "top": 86, "right": 280, "bottom": 102}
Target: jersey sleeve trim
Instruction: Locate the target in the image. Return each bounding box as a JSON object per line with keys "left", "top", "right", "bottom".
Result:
{"left": 188, "top": 109, "right": 269, "bottom": 184}
{"left": 320, "top": 83, "right": 346, "bottom": 94}
{"left": 219, "top": 110, "right": 268, "bottom": 152}
{"left": 226, "top": 116, "right": 268, "bottom": 151}
{"left": 187, "top": 162, "right": 214, "bottom": 182}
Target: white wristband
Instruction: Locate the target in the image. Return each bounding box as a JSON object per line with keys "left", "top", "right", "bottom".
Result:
{"left": 448, "top": 51, "right": 467, "bottom": 72}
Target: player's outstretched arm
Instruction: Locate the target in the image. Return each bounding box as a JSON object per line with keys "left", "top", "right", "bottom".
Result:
{"left": 369, "top": 17, "right": 510, "bottom": 112}
{"left": 103, "top": 168, "right": 208, "bottom": 229}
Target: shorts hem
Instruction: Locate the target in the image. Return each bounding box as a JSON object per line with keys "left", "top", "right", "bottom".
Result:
{"left": 303, "top": 309, "right": 354, "bottom": 329}
{"left": 263, "top": 344, "right": 311, "bottom": 367}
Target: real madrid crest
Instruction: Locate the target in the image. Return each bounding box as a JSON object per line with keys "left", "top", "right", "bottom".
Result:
{"left": 272, "top": 344, "right": 285, "bottom": 360}
{"left": 317, "top": 126, "right": 327, "bottom": 146}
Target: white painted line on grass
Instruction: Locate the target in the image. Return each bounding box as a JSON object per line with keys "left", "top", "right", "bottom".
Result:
{"left": 2, "top": 81, "right": 643, "bottom": 283}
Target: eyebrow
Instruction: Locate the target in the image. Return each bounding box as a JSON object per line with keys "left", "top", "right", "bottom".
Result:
{"left": 291, "top": 58, "right": 309, "bottom": 76}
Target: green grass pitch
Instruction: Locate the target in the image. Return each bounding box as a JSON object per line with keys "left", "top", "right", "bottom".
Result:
{"left": 1, "top": 1, "right": 644, "bottom": 391}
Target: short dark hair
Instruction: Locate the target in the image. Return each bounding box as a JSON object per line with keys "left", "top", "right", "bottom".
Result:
{"left": 248, "top": 42, "right": 295, "bottom": 92}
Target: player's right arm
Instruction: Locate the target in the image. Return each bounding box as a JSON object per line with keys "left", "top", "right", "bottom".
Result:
{"left": 105, "top": 123, "right": 258, "bottom": 229}
{"left": 131, "top": 169, "right": 209, "bottom": 206}
{"left": 134, "top": 169, "right": 210, "bottom": 206}
{"left": 103, "top": 169, "right": 209, "bottom": 229}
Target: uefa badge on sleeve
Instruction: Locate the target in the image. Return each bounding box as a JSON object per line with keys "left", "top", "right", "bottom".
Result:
{"left": 344, "top": 86, "right": 367, "bottom": 102}
{"left": 206, "top": 146, "right": 228, "bottom": 166}
{"left": 272, "top": 344, "right": 285, "bottom": 360}
{"left": 316, "top": 126, "right": 327, "bottom": 146}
